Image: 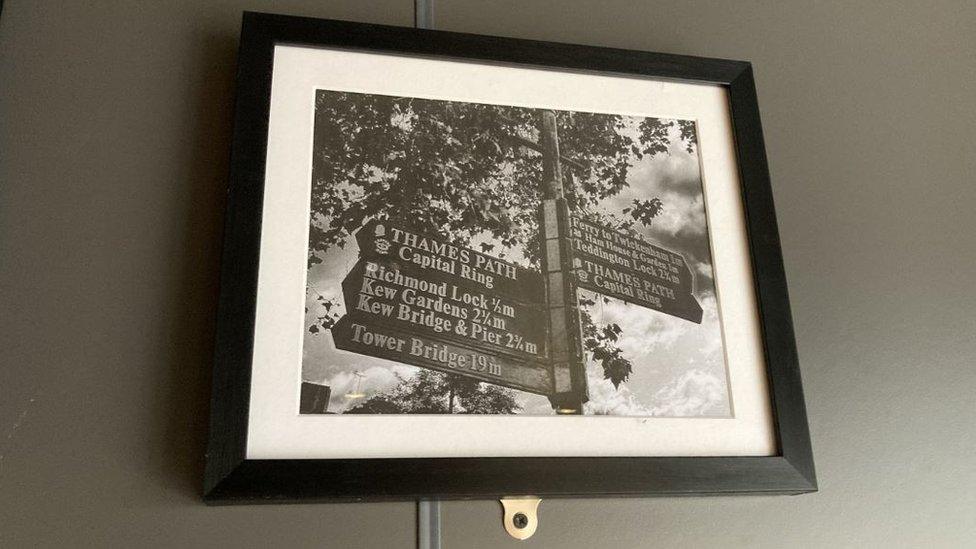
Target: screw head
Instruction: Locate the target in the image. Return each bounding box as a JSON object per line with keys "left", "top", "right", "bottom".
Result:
{"left": 512, "top": 512, "right": 529, "bottom": 529}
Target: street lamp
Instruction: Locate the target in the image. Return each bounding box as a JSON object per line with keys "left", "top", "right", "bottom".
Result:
{"left": 344, "top": 370, "right": 367, "bottom": 399}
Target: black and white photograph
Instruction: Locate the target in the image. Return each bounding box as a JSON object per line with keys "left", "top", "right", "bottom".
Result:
{"left": 300, "top": 90, "right": 730, "bottom": 417}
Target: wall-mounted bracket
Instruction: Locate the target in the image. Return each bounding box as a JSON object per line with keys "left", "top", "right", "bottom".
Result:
{"left": 500, "top": 497, "right": 542, "bottom": 540}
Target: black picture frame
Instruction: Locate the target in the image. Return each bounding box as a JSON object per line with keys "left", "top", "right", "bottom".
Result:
{"left": 204, "top": 11, "right": 816, "bottom": 503}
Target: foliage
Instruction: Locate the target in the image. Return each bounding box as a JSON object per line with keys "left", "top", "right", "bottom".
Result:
{"left": 639, "top": 118, "right": 697, "bottom": 155}
{"left": 622, "top": 198, "right": 665, "bottom": 228}
{"left": 579, "top": 296, "right": 633, "bottom": 388}
{"left": 345, "top": 369, "right": 521, "bottom": 414}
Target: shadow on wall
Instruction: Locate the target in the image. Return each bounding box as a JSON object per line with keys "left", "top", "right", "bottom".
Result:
{"left": 149, "top": 29, "right": 240, "bottom": 500}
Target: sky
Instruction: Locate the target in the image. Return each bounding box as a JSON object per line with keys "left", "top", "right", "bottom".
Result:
{"left": 301, "top": 106, "right": 732, "bottom": 417}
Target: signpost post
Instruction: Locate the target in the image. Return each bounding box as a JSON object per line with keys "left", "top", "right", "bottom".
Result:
{"left": 538, "top": 110, "right": 589, "bottom": 414}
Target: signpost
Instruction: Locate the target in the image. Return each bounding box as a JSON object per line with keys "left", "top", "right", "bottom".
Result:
{"left": 568, "top": 215, "right": 703, "bottom": 323}
{"left": 355, "top": 220, "right": 544, "bottom": 305}
{"left": 340, "top": 259, "right": 548, "bottom": 360}
{"left": 331, "top": 219, "right": 554, "bottom": 396}
{"left": 332, "top": 315, "right": 554, "bottom": 395}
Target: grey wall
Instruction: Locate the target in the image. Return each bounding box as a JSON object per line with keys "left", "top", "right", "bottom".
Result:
{"left": 1, "top": 1, "right": 973, "bottom": 547}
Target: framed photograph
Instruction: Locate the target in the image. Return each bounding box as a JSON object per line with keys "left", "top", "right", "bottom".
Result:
{"left": 204, "top": 12, "right": 816, "bottom": 502}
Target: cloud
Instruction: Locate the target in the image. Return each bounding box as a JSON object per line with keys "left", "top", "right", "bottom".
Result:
{"left": 652, "top": 191, "right": 708, "bottom": 237}
{"left": 584, "top": 370, "right": 654, "bottom": 416}
{"left": 584, "top": 288, "right": 697, "bottom": 357}
{"left": 647, "top": 369, "right": 728, "bottom": 417}
{"left": 581, "top": 358, "right": 726, "bottom": 417}
{"left": 611, "top": 302, "right": 692, "bottom": 356}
